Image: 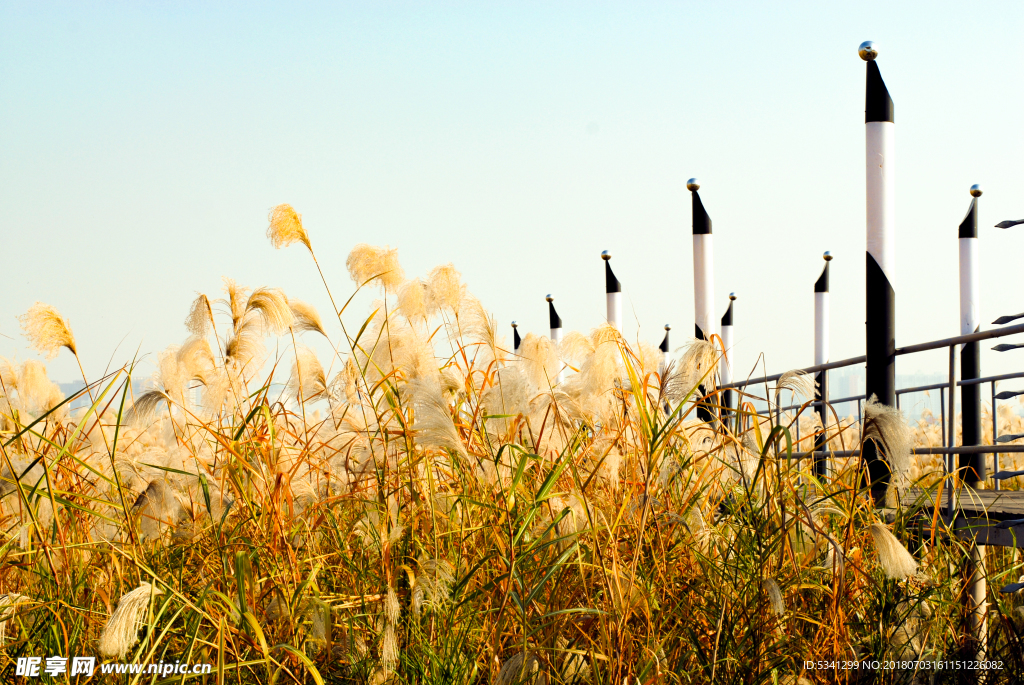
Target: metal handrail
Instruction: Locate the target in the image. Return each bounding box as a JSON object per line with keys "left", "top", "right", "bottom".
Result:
{"left": 894, "top": 322, "right": 1024, "bottom": 356}
{"left": 718, "top": 322, "right": 1024, "bottom": 494}
{"left": 777, "top": 372, "right": 1024, "bottom": 412}
{"left": 789, "top": 445, "right": 1024, "bottom": 458}
{"left": 719, "top": 322, "right": 1024, "bottom": 391}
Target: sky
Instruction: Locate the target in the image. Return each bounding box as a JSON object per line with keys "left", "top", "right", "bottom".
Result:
{"left": 2, "top": 1, "right": 1023, "bottom": 399}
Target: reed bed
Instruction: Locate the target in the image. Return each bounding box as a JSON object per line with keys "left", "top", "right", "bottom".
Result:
{"left": 1, "top": 205, "right": 1023, "bottom": 684}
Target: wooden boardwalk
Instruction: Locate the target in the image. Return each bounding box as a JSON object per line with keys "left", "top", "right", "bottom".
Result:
{"left": 909, "top": 487, "right": 1024, "bottom": 547}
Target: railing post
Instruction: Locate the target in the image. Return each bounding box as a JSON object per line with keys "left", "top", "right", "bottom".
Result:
{"left": 992, "top": 380, "right": 1000, "bottom": 491}
{"left": 721, "top": 294, "right": 735, "bottom": 429}
{"left": 860, "top": 41, "right": 897, "bottom": 502}
{"left": 959, "top": 184, "right": 985, "bottom": 486}
{"left": 965, "top": 541, "right": 988, "bottom": 659}
{"left": 688, "top": 177, "right": 716, "bottom": 423}
{"left": 546, "top": 295, "right": 564, "bottom": 385}
{"left": 940, "top": 387, "right": 946, "bottom": 447}
{"left": 602, "top": 251, "right": 621, "bottom": 330}
{"left": 814, "top": 253, "right": 831, "bottom": 479}
{"left": 947, "top": 344, "right": 958, "bottom": 517}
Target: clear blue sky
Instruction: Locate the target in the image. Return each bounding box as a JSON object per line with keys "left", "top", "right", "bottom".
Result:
{"left": 2, "top": 1, "right": 1023, "bottom": 394}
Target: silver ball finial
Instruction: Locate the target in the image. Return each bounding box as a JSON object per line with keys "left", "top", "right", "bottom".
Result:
{"left": 970, "top": 184, "right": 983, "bottom": 198}
{"left": 858, "top": 41, "right": 878, "bottom": 61}
{"left": 729, "top": 292, "right": 736, "bottom": 301}
{"left": 664, "top": 324, "right": 671, "bottom": 331}
{"left": 823, "top": 251, "right": 833, "bottom": 262}
{"left": 511, "top": 321, "right": 518, "bottom": 328}
{"left": 545, "top": 294, "right": 554, "bottom": 302}
{"left": 686, "top": 178, "right": 700, "bottom": 192}
{"left": 601, "top": 250, "right": 611, "bottom": 260}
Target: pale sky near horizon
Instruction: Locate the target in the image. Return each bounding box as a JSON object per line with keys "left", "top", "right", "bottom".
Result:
{"left": 2, "top": 1, "right": 1023, "bottom": 400}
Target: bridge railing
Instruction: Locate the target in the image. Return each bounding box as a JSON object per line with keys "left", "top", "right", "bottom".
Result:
{"left": 716, "top": 321, "right": 1024, "bottom": 498}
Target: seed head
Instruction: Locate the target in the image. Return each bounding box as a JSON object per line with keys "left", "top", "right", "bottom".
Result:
{"left": 18, "top": 302, "right": 77, "bottom": 359}
{"left": 267, "top": 204, "right": 311, "bottom": 251}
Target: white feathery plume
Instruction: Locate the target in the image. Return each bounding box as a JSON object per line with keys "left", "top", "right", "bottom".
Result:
{"left": 576, "top": 324, "right": 620, "bottom": 399}
{"left": 185, "top": 293, "right": 214, "bottom": 337}
{"left": 517, "top": 333, "right": 559, "bottom": 390}
{"left": 425, "top": 263, "right": 464, "bottom": 314}
{"left": 360, "top": 315, "right": 438, "bottom": 384}
{"left": 244, "top": 287, "right": 294, "bottom": 334}
{"left": 16, "top": 360, "right": 64, "bottom": 416}
{"left": 132, "top": 479, "right": 185, "bottom": 540}
{"left": 124, "top": 389, "right": 172, "bottom": 427}
{"left": 665, "top": 337, "right": 718, "bottom": 404}
{"left": 178, "top": 336, "right": 217, "bottom": 386}
{"left": 761, "top": 578, "right": 785, "bottom": 616}
{"left": 347, "top": 244, "right": 405, "bottom": 293}
{"left": 774, "top": 370, "right": 816, "bottom": 405}
{"left": 0, "top": 593, "right": 30, "bottom": 644}
{"left": 409, "top": 376, "right": 467, "bottom": 458}
{"left": 98, "top": 582, "right": 164, "bottom": 659}
{"left": 411, "top": 559, "right": 455, "bottom": 618}
{"left": 868, "top": 522, "right": 919, "bottom": 579}
{"left": 397, "top": 278, "right": 429, "bottom": 324}
{"left": 384, "top": 586, "right": 400, "bottom": 624}
{"left": 18, "top": 302, "right": 77, "bottom": 359}
{"left": 222, "top": 278, "right": 250, "bottom": 332}
{"left": 862, "top": 394, "right": 912, "bottom": 485}
{"left": 480, "top": 366, "right": 529, "bottom": 426}
{"left": 289, "top": 299, "right": 327, "bottom": 337}
{"left": 380, "top": 621, "right": 399, "bottom": 673}
{"left": 266, "top": 203, "right": 312, "bottom": 251}
{"left": 497, "top": 652, "right": 539, "bottom": 685}
{"left": 0, "top": 357, "right": 17, "bottom": 394}
{"left": 156, "top": 344, "right": 188, "bottom": 407}
{"left": 460, "top": 294, "right": 505, "bottom": 366}
{"left": 224, "top": 324, "right": 266, "bottom": 372}
{"left": 559, "top": 330, "right": 595, "bottom": 367}
{"left": 287, "top": 348, "right": 327, "bottom": 403}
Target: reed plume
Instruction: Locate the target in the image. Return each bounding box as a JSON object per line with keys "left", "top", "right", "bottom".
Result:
{"left": 559, "top": 330, "right": 595, "bottom": 366}
{"left": 863, "top": 395, "right": 912, "bottom": 483}
{"left": 518, "top": 333, "right": 559, "bottom": 389}
{"left": 18, "top": 302, "right": 77, "bottom": 359}
{"left": 460, "top": 295, "right": 504, "bottom": 365}
{"left": 775, "top": 369, "right": 815, "bottom": 403}
{"left": 222, "top": 278, "right": 250, "bottom": 331}
{"left": 664, "top": 337, "right": 718, "bottom": 403}
{"left": 497, "top": 652, "right": 539, "bottom": 685}
{"left": 124, "top": 389, "right": 173, "bottom": 426}
{"left": 288, "top": 348, "right": 327, "bottom": 403}
{"left": 761, "top": 578, "right": 785, "bottom": 616}
{"left": 409, "top": 376, "right": 467, "bottom": 458}
{"left": 98, "top": 582, "right": 163, "bottom": 659}
{"left": 185, "top": 294, "right": 214, "bottom": 337}
{"left": 426, "top": 263, "right": 463, "bottom": 314}
{"left": 16, "top": 360, "right": 63, "bottom": 416}
{"left": 575, "top": 324, "right": 621, "bottom": 399}
{"left": 177, "top": 336, "right": 217, "bottom": 385}
{"left": 244, "top": 287, "right": 293, "bottom": 334}
{"left": 289, "top": 299, "right": 327, "bottom": 337}
{"left": 868, "top": 522, "right": 919, "bottom": 579}
{"left": 384, "top": 586, "right": 400, "bottom": 624}
{"left": 347, "top": 244, "right": 405, "bottom": 292}
{"left": 411, "top": 559, "right": 454, "bottom": 618}
{"left": 397, "top": 278, "right": 428, "bottom": 323}
{"left": 0, "top": 593, "right": 30, "bottom": 645}
{"left": 267, "top": 203, "right": 311, "bottom": 251}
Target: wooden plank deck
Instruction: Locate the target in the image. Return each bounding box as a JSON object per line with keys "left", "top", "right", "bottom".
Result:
{"left": 908, "top": 487, "right": 1024, "bottom": 547}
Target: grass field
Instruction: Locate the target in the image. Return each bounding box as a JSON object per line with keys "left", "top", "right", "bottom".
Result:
{"left": 1, "top": 205, "right": 1023, "bottom": 684}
